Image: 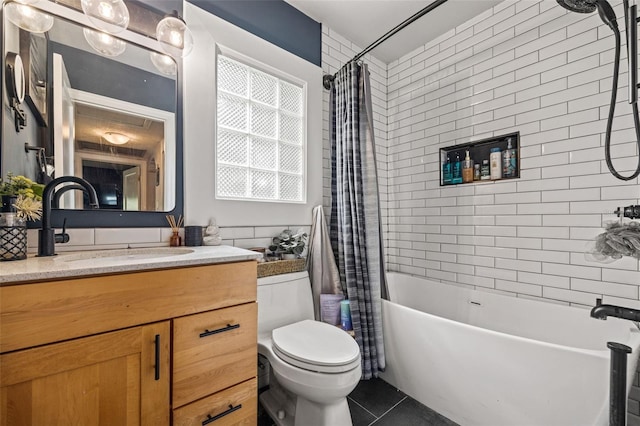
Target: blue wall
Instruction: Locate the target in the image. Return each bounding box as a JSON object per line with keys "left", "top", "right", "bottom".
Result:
{"left": 187, "top": 0, "right": 321, "bottom": 67}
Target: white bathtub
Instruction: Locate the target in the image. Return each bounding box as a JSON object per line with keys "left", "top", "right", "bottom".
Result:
{"left": 379, "top": 272, "right": 640, "bottom": 426}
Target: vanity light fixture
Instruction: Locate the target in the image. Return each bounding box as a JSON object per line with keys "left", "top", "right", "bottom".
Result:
{"left": 80, "top": 0, "right": 129, "bottom": 34}
{"left": 4, "top": 0, "right": 54, "bottom": 33}
{"left": 83, "top": 28, "right": 127, "bottom": 57}
{"left": 150, "top": 51, "right": 177, "bottom": 76}
{"left": 156, "top": 10, "right": 194, "bottom": 58}
{"left": 103, "top": 132, "right": 129, "bottom": 145}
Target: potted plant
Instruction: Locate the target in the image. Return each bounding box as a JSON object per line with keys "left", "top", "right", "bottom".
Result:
{"left": 269, "top": 229, "right": 307, "bottom": 260}
{"left": 0, "top": 174, "right": 43, "bottom": 261}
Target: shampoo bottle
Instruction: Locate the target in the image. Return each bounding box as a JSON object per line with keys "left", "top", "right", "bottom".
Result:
{"left": 502, "top": 142, "right": 512, "bottom": 178}
{"left": 490, "top": 147, "right": 502, "bottom": 180}
{"left": 452, "top": 152, "right": 462, "bottom": 184}
{"left": 443, "top": 154, "right": 452, "bottom": 184}
{"left": 462, "top": 150, "right": 474, "bottom": 183}
{"left": 507, "top": 138, "right": 517, "bottom": 177}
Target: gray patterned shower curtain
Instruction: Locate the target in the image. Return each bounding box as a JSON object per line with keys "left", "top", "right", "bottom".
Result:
{"left": 329, "top": 61, "right": 386, "bottom": 379}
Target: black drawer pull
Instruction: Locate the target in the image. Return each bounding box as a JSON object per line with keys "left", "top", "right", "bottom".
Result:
{"left": 202, "top": 404, "right": 242, "bottom": 425}
{"left": 154, "top": 334, "right": 160, "bottom": 381}
{"left": 199, "top": 323, "right": 240, "bottom": 338}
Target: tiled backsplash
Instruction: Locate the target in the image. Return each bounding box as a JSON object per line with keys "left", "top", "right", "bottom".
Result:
{"left": 26, "top": 225, "right": 311, "bottom": 253}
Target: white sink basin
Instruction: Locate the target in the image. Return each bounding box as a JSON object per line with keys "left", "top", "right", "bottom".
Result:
{"left": 60, "top": 247, "right": 194, "bottom": 264}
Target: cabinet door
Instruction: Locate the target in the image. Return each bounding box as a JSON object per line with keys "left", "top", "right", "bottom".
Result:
{"left": 0, "top": 321, "right": 170, "bottom": 426}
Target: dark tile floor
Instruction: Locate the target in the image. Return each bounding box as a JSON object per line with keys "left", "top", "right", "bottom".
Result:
{"left": 258, "top": 377, "right": 458, "bottom": 426}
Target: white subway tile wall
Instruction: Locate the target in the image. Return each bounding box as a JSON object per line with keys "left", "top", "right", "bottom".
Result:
{"left": 379, "top": 0, "right": 640, "bottom": 310}
{"left": 323, "top": 0, "right": 640, "bottom": 420}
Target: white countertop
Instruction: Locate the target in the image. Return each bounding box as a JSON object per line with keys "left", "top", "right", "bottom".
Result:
{"left": 1, "top": 246, "right": 261, "bottom": 284}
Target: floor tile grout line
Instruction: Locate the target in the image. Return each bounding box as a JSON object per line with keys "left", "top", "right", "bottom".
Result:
{"left": 368, "top": 396, "right": 407, "bottom": 426}
{"left": 347, "top": 396, "right": 379, "bottom": 421}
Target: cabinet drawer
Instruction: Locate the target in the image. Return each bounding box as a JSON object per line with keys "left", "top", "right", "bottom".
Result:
{"left": 173, "top": 378, "right": 257, "bottom": 426}
{"left": 173, "top": 303, "right": 257, "bottom": 408}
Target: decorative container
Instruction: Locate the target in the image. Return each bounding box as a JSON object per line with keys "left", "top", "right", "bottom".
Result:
{"left": 184, "top": 225, "right": 203, "bottom": 246}
{"left": 0, "top": 196, "right": 27, "bottom": 261}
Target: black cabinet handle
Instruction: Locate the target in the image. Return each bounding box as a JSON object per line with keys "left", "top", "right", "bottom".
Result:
{"left": 202, "top": 404, "right": 242, "bottom": 425}
{"left": 154, "top": 334, "right": 160, "bottom": 381}
{"left": 199, "top": 323, "right": 240, "bottom": 338}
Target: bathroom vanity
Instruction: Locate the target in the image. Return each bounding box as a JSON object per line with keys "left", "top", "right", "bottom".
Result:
{"left": 0, "top": 246, "right": 260, "bottom": 425}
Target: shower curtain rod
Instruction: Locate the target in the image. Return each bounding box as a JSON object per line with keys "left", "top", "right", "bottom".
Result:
{"left": 322, "top": 0, "right": 449, "bottom": 89}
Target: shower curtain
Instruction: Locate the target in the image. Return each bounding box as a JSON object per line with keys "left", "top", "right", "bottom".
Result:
{"left": 329, "top": 61, "right": 386, "bottom": 379}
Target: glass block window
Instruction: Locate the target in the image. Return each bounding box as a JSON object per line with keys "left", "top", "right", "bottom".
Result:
{"left": 216, "top": 55, "right": 305, "bottom": 202}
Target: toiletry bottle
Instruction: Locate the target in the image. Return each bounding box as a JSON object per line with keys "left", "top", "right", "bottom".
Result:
{"left": 502, "top": 141, "right": 512, "bottom": 178}
{"left": 474, "top": 163, "right": 480, "bottom": 181}
{"left": 481, "top": 159, "right": 490, "bottom": 180}
{"left": 443, "top": 154, "right": 452, "bottom": 185}
{"left": 490, "top": 147, "right": 502, "bottom": 180}
{"left": 507, "top": 138, "right": 517, "bottom": 177}
{"left": 452, "top": 152, "right": 462, "bottom": 184}
{"left": 462, "top": 150, "right": 473, "bottom": 183}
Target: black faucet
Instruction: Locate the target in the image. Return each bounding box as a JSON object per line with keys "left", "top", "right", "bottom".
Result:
{"left": 38, "top": 176, "right": 99, "bottom": 257}
{"left": 52, "top": 184, "right": 87, "bottom": 209}
{"left": 591, "top": 298, "right": 640, "bottom": 321}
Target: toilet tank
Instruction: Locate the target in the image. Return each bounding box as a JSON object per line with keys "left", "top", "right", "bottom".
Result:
{"left": 257, "top": 271, "right": 314, "bottom": 335}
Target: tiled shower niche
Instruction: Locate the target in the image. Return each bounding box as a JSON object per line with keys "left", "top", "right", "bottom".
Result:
{"left": 440, "top": 132, "right": 520, "bottom": 186}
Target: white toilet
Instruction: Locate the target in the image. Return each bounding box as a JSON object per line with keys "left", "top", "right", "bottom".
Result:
{"left": 257, "top": 271, "right": 361, "bottom": 426}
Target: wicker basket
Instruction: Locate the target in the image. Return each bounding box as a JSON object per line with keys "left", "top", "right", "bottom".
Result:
{"left": 257, "top": 258, "right": 306, "bottom": 278}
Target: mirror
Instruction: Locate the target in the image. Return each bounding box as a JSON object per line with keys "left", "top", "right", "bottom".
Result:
{"left": 2, "top": 1, "right": 182, "bottom": 226}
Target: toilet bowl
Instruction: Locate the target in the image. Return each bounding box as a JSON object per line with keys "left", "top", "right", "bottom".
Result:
{"left": 257, "top": 271, "right": 361, "bottom": 426}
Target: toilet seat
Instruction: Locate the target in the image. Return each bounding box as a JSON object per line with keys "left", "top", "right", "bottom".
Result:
{"left": 272, "top": 320, "right": 360, "bottom": 374}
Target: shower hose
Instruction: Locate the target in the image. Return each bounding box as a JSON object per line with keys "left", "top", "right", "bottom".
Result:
{"left": 604, "top": 19, "right": 640, "bottom": 180}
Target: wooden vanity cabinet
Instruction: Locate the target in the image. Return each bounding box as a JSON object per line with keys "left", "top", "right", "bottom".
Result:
{"left": 0, "top": 261, "right": 258, "bottom": 426}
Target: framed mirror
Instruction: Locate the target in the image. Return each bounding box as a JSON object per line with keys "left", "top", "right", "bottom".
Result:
{"left": 1, "top": 0, "right": 183, "bottom": 227}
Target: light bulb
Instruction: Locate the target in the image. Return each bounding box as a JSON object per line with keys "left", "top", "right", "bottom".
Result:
{"left": 156, "top": 12, "right": 194, "bottom": 58}
{"left": 4, "top": 1, "right": 54, "bottom": 33}
{"left": 150, "top": 51, "right": 177, "bottom": 76}
{"left": 98, "top": 2, "right": 114, "bottom": 20}
{"left": 83, "top": 28, "right": 126, "bottom": 57}
{"left": 81, "top": 0, "right": 129, "bottom": 34}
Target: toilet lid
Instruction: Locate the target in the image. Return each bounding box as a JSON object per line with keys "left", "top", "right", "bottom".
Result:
{"left": 272, "top": 320, "right": 360, "bottom": 373}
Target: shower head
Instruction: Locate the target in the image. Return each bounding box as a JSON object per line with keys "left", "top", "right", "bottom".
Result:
{"left": 557, "top": 0, "right": 618, "bottom": 30}
{"left": 556, "top": 0, "right": 597, "bottom": 13}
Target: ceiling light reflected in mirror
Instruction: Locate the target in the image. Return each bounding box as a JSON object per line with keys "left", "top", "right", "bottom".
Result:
{"left": 80, "top": 0, "right": 129, "bottom": 34}
{"left": 4, "top": 1, "right": 54, "bottom": 33}
{"left": 103, "top": 131, "right": 130, "bottom": 145}
{"left": 83, "top": 28, "right": 127, "bottom": 57}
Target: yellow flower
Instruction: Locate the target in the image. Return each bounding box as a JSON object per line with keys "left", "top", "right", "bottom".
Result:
{"left": 13, "top": 195, "right": 43, "bottom": 221}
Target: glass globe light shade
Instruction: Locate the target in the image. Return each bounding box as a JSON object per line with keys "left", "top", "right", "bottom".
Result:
{"left": 156, "top": 12, "right": 194, "bottom": 58}
{"left": 80, "top": 0, "right": 129, "bottom": 34}
{"left": 150, "top": 51, "right": 177, "bottom": 76}
{"left": 4, "top": 2, "right": 54, "bottom": 33}
{"left": 83, "top": 28, "right": 127, "bottom": 57}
